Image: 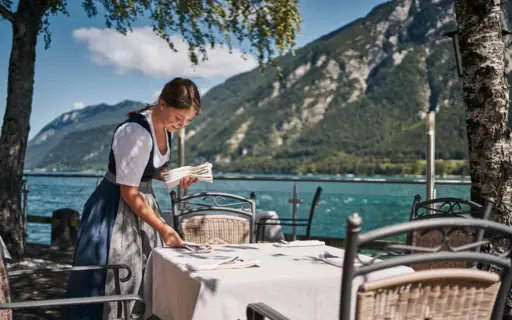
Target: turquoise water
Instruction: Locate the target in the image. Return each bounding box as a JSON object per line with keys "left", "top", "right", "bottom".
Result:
{"left": 23, "top": 174, "right": 470, "bottom": 245}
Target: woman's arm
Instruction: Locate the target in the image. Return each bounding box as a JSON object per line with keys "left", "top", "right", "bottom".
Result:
{"left": 120, "top": 185, "right": 166, "bottom": 232}
{"left": 120, "top": 185, "right": 183, "bottom": 247}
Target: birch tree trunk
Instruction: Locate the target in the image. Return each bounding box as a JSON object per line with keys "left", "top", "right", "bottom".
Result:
{"left": 0, "top": 0, "right": 43, "bottom": 261}
{"left": 454, "top": 0, "right": 512, "bottom": 220}
{"left": 455, "top": 0, "right": 512, "bottom": 315}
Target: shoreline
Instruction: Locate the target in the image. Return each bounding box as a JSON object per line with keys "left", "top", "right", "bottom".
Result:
{"left": 22, "top": 170, "right": 471, "bottom": 180}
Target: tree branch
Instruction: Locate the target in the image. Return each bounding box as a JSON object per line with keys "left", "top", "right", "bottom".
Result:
{"left": 0, "top": 3, "right": 15, "bottom": 23}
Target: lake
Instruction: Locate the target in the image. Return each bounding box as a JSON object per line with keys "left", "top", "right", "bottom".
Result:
{"left": 22, "top": 173, "right": 470, "bottom": 244}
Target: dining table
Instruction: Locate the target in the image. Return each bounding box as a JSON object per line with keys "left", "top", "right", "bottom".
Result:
{"left": 142, "top": 242, "right": 414, "bottom": 320}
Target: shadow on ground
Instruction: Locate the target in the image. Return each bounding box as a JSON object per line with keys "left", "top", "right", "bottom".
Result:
{"left": 9, "top": 244, "right": 74, "bottom": 320}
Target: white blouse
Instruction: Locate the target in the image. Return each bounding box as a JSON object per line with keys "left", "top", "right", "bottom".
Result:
{"left": 111, "top": 111, "right": 170, "bottom": 186}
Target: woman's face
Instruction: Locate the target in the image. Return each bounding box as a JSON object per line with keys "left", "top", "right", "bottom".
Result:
{"left": 158, "top": 101, "right": 197, "bottom": 132}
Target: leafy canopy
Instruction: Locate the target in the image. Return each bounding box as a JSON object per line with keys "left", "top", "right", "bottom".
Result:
{"left": 0, "top": 0, "right": 301, "bottom": 72}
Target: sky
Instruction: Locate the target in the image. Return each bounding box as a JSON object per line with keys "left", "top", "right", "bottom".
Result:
{"left": 0, "top": 0, "right": 386, "bottom": 140}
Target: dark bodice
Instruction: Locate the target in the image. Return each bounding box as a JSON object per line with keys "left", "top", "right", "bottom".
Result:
{"left": 108, "top": 113, "right": 171, "bottom": 182}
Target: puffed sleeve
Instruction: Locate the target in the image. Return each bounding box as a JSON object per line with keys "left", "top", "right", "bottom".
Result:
{"left": 111, "top": 122, "right": 153, "bottom": 186}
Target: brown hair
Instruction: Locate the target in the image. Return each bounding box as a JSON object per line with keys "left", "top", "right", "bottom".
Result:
{"left": 127, "top": 77, "right": 202, "bottom": 117}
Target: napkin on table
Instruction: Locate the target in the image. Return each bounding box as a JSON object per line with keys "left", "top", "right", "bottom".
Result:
{"left": 273, "top": 240, "right": 325, "bottom": 248}
{"left": 318, "top": 251, "right": 364, "bottom": 268}
{"left": 318, "top": 251, "right": 343, "bottom": 268}
{"left": 185, "top": 256, "right": 260, "bottom": 271}
{"left": 181, "top": 242, "right": 213, "bottom": 253}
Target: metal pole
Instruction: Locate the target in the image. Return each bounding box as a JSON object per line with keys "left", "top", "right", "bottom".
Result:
{"left": 22, "top": 180, "right": 29, "bottom": 243}
{"left": 452, "top": 32, "right": 463, "bottom": 78}
{"left": 177, "top": 128, "right": 186, "bottom": 199}
{"left": 288, "top": 183, "right": 302, "bottom": 241}
{"left": 426, "top": 111, "right": 436, "bottom": 200}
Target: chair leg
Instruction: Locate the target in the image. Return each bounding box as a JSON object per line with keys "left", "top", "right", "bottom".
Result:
{"left": 123, "top": 300, "right": 130, "bottom": 320}
{"left": 256, "top": 224, "right": 262, "bottom": 243}
{"left": 247, "top": 308, "right": 264, "bottom": 320}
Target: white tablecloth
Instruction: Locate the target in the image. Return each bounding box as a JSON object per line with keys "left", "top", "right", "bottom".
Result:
{"left": 142, "top": 243, "right": 413, "bottom": 320}
{"left": 161, "top": 209, "right": 285, "bottom": 242}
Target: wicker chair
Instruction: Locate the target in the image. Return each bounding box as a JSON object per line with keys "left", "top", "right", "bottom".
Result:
{"left": 171, "top": 191, "right": 255, "bottom": 244}
{"left": 340, "top": 213, "right": 512, "bottom": 320}
{"left": 407, "top": 195, "right": 494, "bottom": 270}
{"left": 254, "top": 186, "right": 323, "bottom": 242}
{"left": 0, "top": 243, "right": 145, "bottom": 320}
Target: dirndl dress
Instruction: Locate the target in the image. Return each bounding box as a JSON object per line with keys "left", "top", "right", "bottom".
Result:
{"left": 66, "top": 112, "right": 171, "bottom": 320}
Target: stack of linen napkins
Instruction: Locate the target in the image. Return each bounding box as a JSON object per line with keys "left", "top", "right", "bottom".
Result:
{"left": 162, "top": 162, "right": 213, "bottom": 190}
{"left": 185, "top": 256, "right": 260, "bottom": 271}
{"left": 273, "top": 240, "right": 325, "bottom": 248}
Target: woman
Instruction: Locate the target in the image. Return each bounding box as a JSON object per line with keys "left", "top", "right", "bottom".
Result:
{"left": 66, "top": 77, "right": 201, "bottom": 320}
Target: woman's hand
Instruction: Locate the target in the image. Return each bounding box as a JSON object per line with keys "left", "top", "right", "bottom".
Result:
{"left": 160, "top": 224, "right": 184, "bottom": 248}
{"left": 153, "top": 168, "right": 169, "bottom": 182}
{"left": 179, "top": 176, "right": 199, "bottom": 189}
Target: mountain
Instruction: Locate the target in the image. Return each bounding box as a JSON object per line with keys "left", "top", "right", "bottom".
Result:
{"left": 25, "top": 100, "right": 144, "bottom": 169}
{"left": 24, "top": 0, "right": 512, "bottom": 176}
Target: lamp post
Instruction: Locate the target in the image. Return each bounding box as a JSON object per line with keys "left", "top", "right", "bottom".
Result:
{"left": 426, "top": 110, "right": 436, "bottom": 201}
{"left": 288, "top": 183, "right": 302, "bottom": 241}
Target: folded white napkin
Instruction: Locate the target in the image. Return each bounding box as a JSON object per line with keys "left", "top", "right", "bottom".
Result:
{"left": 273, "top": 240, "right": 325, "bottom": 248}
{"left": 185, "top": 256, "right": 260, "bottom": 271}
{"left": 162, "top": 162, "right": 213, "bottom": 190}
{"left": 181, "top": 242, "right": 213, "bottom": 253}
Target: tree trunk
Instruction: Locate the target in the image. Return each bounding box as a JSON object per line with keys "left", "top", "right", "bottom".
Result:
{"left": 455, "top": 0, "right": 512, "bottom": 315}
{"left": 455, "top": 0, "right": 512, "bottom": 219}
{"left": 0, "top": 1, "right": 42, "bottom": 261}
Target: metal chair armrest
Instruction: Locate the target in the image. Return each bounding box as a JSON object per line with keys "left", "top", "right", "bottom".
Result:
{"left": 258, "top": 218, "right": 308, "bottom": 222}
{"left": 0, "top": 294, "right": 145, "bottom": 320}
{"left": 257, "top": 221, "right": 309, "bottom": 227}
{"left": 247, "top": 303, "right": 289, "bottom": 320}
{"left": 8, "top": 264, "right": 132, "bottom": 282}
{"left": 256, "top": 218, "right": 309, "bottom": 227}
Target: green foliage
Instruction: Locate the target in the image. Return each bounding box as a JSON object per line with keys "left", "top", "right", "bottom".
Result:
{"left": 78, "top": 0, "right": 301, "bottom": 73}
{"left": 0, "top": 0, "right": 14, "bottom": 22}
{"left": 40, "top": 0, "right": 69, "bottom": 49}
{"left": 0, "top": 0, "right": 12, "bottom": 10}
{"left": 2, "top": 0, "right": 300, "bottom": 70}
{"left": 217, "top": 153, "right": 469, "bottom": 177}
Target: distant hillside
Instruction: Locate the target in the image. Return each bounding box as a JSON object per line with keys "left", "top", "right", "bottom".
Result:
{"left": 25, "top": 0, "right": 512, "bottom": 176}
{"left": 25, "top": 100, "right": 144, "bottom": 169}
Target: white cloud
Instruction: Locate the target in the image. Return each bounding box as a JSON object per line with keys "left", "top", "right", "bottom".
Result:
{"left": 74, "top": 102, "right": 85, "bottom": 109}
{"left": 73, "top": 27, "right": 258, "bottom": 79}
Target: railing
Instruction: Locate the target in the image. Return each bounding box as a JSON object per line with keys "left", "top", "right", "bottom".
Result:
{"left": 20, "top": 172, "right": 471, "bottom": 246}
{"left": 22, "top": 172, "right": 471, "bottom": 185}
